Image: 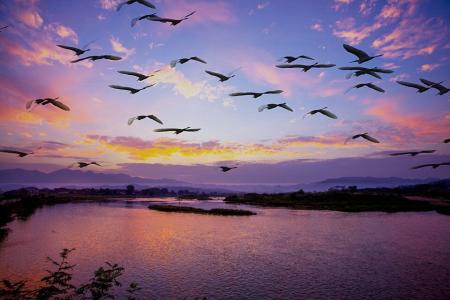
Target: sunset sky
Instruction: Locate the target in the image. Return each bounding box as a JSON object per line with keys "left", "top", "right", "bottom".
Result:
{"left": 0, "top": 0, "right": 449, "bottom": 184}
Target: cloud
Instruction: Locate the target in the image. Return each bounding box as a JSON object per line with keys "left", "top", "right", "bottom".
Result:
{"left": 110, "top": 36, "right": 135, "bottom": 59}
{"left": 257, "top": 2, "right": 270, "bottom": 10}
{"left": 16, "top": 10, "right": 43, "bottom": 28}
{"left": 359, "top": 0, "right": 376, "bottom": 16}
{"left": 46, "top": 23, "right": 78, "bottom": 43}
{"left": 333, "top": 17, "right": 382, "bottom": 45}
{"left": 419, "top": 63, "right": 440, "bottom": 72}
{"left": 333, "top": 0, "right": 353, "bottom": 11}
{"left": 99, "top": 0, "right": 120, "bottom": 10}
{"left": 310, "top": 22, "right": 323, "bottom": 32}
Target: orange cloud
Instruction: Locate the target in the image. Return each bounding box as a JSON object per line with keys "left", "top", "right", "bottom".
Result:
{"left": 16, "top": 10, "right": 43, "bottom": 28}
{"left": 47, "top": 23, "right": 78, "bottom": 43}
{"left": 419, "top": 64, "right": 440, "bottom": 72}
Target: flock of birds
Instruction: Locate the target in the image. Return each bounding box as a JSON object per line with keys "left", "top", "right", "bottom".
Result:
{"left": 0, "top": 0, "right": 449, "bottom": 173}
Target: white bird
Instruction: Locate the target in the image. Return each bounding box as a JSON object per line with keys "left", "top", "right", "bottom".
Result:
{"left": 128, "top": 114, "right": 163, "bottom": 125}
{"left": 131, "top": 11, "right": 196, "bottom": 27}
{"left": 70, "top": 162, "right": 102, "bottom": 168}
{"left": 276, "top": 62, "right": 336, "bottom": 72}
{"left": 303, "top": 107, "right": 337, "bottom": 119}
{"left": 420, "top": 78, "right": 449, "bottom": 95}
{"left": 345, "top": 82, "right": 385, "bottom": 94}
{"left": 117, "top": 0, "right": 156, "bottom": 11}
{"left": 343, "top": 44, "right": 383, "bottom": 64}
{"left": 205, "top": 70, "right": 236, "bottom": 82}
{"left": 339, "top": 66, "right": 394, "bottom": 79}
{"left": 389, "top": 150, "right": 436, "bottom": 157}
{"left": 109, "top": 84, "right": 155, "bottom": 94}
{"left": 0, "top": 149, "right": 33, "bottom": 157}
{"left": 278, "top": 55, "right": 315, "bottom": 63}
{"left": 229, "top": 90, "right": 283, "bottom": 98}
{"left": 411, "top": 162, "right": 450, "bottom": 170}
{"left": 26, "top": 97, "right": 70, "bottom": 111}
{"left": 258, "top": 103, "right": 293, "bottom": 112}
{"left": 117, "top": 70, "right": 160, "bottom": 81}
{"left": 345, "top": 133, "right": 380, "bottom": 144}
{"left": 71, "top": 55, "right": 122, "bottom": 63}
{"left": 154, "top": 127, "right": 201, "bottom": 134}
{"left": 170, "top": 56, "right": 206, "bottom": 68}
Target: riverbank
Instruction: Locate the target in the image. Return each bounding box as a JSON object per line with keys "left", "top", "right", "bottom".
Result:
{"left": 148, "top": 204, "right": 256, "bottom": 216}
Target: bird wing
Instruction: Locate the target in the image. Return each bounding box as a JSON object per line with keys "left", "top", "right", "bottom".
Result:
{"left": 396, "top": 81, "right": 426, "bottom": 90}
{"left": 258, "top": 105, "right": 269, "bottom": 112}
{"left": 344, "top": 86, "right": 355, "bottom": 94}
{"left": 320, "top": 109, "right": 338, "bottom": 119}
{"left": 102, "top": 55, "right": 122, "bottom": 61}
{"left": 362, "top": 134, "right": 380, "bottom": 143}
{"left": 136, "top": 0, "right": 156, "bottom": 9}
{"left": 313, "top": 64, "right": 336, "bottom": 68}
{"left": 116, "top": 1, "right": 128, "bottom": 11}
{"left": 279, "top": 103, "right": 294, "bottom": 112}
{"left": 372, "top": 68, "right": 394, "bottom": 74}
{"left": 26, "top": 99, "right": 36, "bottom": 110}
{"left": 420, "top": 78, "right": 447, "bottom": 93}
{"left": 366, "top": 83, "right": 385, "bottom": 93}
{"left": 264, "top": 90, "right": 284, "bottom": 95}
{"left": 411, "top": 164, "right": 433, "bottom": 170}
{"left": 276, "top": 64, "right": 306, "bottom": 69}
{"left": 189, "top": 56, "right": 206, "bottom": 64}
{"left": 185, "top": 128, "right": 201, "bottom": 132}
{"left": 128, "top": 117, "right": 137, "bottom": 126}
{"left": 365, "top": 71, "right": 382, "bottom": 79}
{"left": 91, "top": 162, "right": 102, "bottom": 166}
{"left": 51, "top": 100, "right": 70, "bottom": 111}
{"left": 149, "top": 115, "right": 163, "bottom": 125}
{"left": 154, "top": 128, "right": 179, "bottom": 132}
{"left": 419, "top": 78, "right": 436, "bottom": 86}
{"left": 343, "top": 44, "right": 369, "bottom": 60}
{"left": 229, "top": 92, "right": 256, "bottom": 97}
{"left": 183, "top": 11, "right": 196, "bottom": 19}
{"left": 339, "top": 66, "right": 366, "bottom": 71}
{"left": 205, "top": 70, "right": 226, "bottom": 80}
{"left": 57, "top": 44, "right": 82, "bottom": 54}
{"left": 299, "top": 55, "right": 314, "bottom": 60}
{"left": 0, "top": 149, "right": 21, "bottom": 155}
{"left": 420, "top": 150, "right": 436, "bottom": 154}
{"left": 302, "top": 112, "right": 312, "bottom": 119}
{"left": 169, "top": 60, "right": 179, "bottom": 68}
{"left": 71, "top": 56, "right": 92, "bottom": 63}
{"left": 389, "top": 152, "right": 412, "bottom": 156}
{"left": 118, "top": 70, "right": 145, "bottom": 78}
{"left": 109, "top": 85, "right": 134, "bottom": 92}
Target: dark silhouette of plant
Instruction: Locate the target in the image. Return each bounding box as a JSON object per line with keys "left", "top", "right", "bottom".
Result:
{"left": 76, "top": 262, "right": 124, "bottom": 299}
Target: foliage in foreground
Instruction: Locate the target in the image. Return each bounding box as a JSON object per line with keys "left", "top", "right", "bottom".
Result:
{"left": 0, "top": 248, "right": 141, "bottom": 300}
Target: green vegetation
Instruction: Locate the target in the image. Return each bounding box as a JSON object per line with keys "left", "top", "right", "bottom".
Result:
{"left": 148, "top": 205, "right": 256, "bottom": 216}
{"left": 225, "top": 188, "right": 445, "bottom": 214}
{"left": 0, "top": 248, "right": 141, "bottom": 300}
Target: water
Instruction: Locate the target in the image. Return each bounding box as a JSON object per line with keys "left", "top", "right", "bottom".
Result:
{"left": 1, "top": 199, "right": 450, "bottom": 299}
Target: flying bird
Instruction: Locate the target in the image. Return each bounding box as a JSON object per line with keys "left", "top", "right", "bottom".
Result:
{"left": 396, "top": 81, "right": 443, "bottom": 93}
{"left": 0, "top": 25, "right": 9, "bottom": 32}
{"left": 220, "top": 166, "right": 237, "bottom": 172}
{"left": 229, "top": 90, "right": 283, "bottom": 98}
{"left": 339, "top": 66, "right": 394, "bottom": 79}
{"left": 258, "top": 103, "right": 293, "bottom": 112}
{"left": 205, "top": 70, "right": 236, "bottom": 82}
{"left": 303, "top": 107, "right": 337, "bottom": 119}
{"left": 71, "top": 55, "right": 122, "bottom": 63}
{"left": 0, "top": 149, "right": 33, "bottom": 157}
{"left": 117, "top": 0, "right": 156, "bottom": 11}
{"left": 411, "top": 162, "right": 450, "bottom": 170}
{"left": 26, "top": 97, "right": 70, "bottom": 111}
{"left": 109, "top": 84, "right": 155, "bottom": 94}
{"left": 419, "top": 78, "right": 449, "bottom": 95}
{"left": 117, "top": 70, "right": 160, "bottom": 81}
{"left": 128, "top": 114, "right": 163, "bottom": 125}
{"left": 278, "top": 55, "right": 315, "bottom": 63}
{"left": 57, "top": 44, "right": 90, "bottom": 56}
{"left": 154, "top": 127, "right": 201, "bottom": 134}
{"left": 345, "top": 82, "right": 385, "bottom": 93}
{"left": 276, "top": 62, "right": 336, "bottom": 72}
{"left": 170, "top": 56, "right": 206, "bottom": 68}
{"left": 70, "top": 162, "right": 102, "bottom": 168}
{"left": 389, "top": 150, "right": 436, "bottom": 157}
{"left": 343, "top": 44, "right": 383, "bottom": 64}
{"left": 345, "top": 133, "right": 380, "bottom": 144}
{"left": 131, "top": 11, "right": 196, "bottom": 27}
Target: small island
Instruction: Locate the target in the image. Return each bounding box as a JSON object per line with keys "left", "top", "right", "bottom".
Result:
{"left": 148, "top": 205, "right": 256, "bottom": 216}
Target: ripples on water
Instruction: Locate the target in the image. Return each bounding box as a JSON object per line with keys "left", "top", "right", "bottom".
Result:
{"left": 1, "top": 199, "right": 450, "bottom": 299}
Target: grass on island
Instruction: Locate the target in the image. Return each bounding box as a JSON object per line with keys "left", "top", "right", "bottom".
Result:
{"left": 148, "top": 204, "right": 256, "bottom": 216}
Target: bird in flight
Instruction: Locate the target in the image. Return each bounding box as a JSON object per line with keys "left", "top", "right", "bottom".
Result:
{"left": 258, "top": 103, "right": 293, "bottom": 112}
{"left": 229, "top": 90, "right": 283, "bottom": 98}
{"left": 117, "top": 70, "right": 160, "bottom": 81}
{"left": 345, "top": 133, "right": 380, "bottom": 144}
{"left": 411, "top": 162, "right": 450, "bottom": 170}
{"left": 0, "top": 25, "right": 9, "bottom": 32}
{"left": 339, "top": 66, "right": 394, "bottom": 79}
{"left": 131, "top": 11, "right": 196, "bottom": 27}
{"left": 71, "top": 55, "right": 122, "bottom": 63}
{"left": 419, "top": 78, "right": 449, "bottom": 95}
{"left": 220, "top": 166, "right": 237, "bottom": 172}
{"left": 109, "top": 84, "right": 155, "bottom": 94}
{"left": 26, "top": 97, "right": 70, "bottom": 111}
{"left": 128, "top": 114, "right": 163, "bottom": 125}
{"left": 117, "top": 0, "right": 156, "bottom": 11}
{"left": 0, "top": 149, "right": 33, "bottom": 157}
{"left": 154, "top": 127, "right": 201, "bottom": 134}
{"left": 345, "top": 82, "right": 385, "bottom": 94}
{"left": 70, "top": 162, "right": 102, "bottom": 168}
{"left": 396, "top": 80, "right": 443, "bottom": 93}
{"left": 57, "top": 44, "right": 90, "bottom": 56}
{"left": 170, "top": 56, "right": 206, "bottom": 68}
{"left": 278, "top": 55, "right": 314, "bottom": 63}
{"left": 389, "top": 150, "right": 436, "bottom": 157}
{"left": 303, "top": 107, "right": 337, "bottom": 119}
{"left": 276, "top": 62, "right": 336, "bottom": 72}
{"left": 342, "top": 44, "right": 383, "bottom": 64}
{"left": 205, "top": 70, "right": 236, "bottom": 82}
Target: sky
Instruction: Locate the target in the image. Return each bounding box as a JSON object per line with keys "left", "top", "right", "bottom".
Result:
{"left": 0, "top": 0, "right": 449, "bottom": 184}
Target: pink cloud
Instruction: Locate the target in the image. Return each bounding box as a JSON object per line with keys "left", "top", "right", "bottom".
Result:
{"left": 16, "top": 10, "right": 43, "bottom": 28}
{"left": 419, "top": 64, "right": 440, "bottom": 72}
